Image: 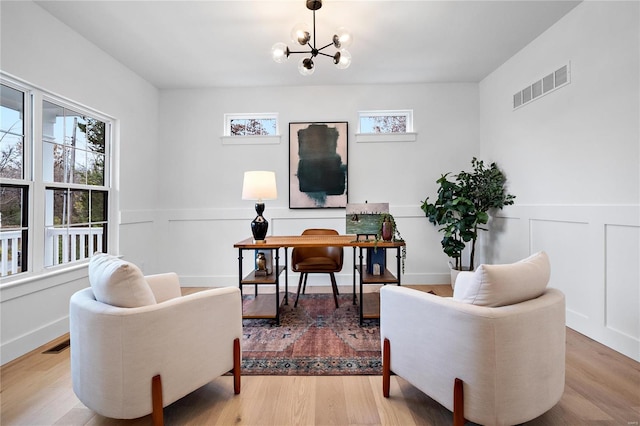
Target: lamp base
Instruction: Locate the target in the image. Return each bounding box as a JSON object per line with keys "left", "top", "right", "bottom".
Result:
{"left": 251, "top": 202, "right": 269, "bottom": 242}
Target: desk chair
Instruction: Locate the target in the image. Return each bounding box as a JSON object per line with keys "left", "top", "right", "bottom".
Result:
{"left": 292, "top": 228, "right": 344, "bottom": 308}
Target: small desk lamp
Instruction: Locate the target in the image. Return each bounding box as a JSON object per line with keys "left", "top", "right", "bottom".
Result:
{"left": 242, "top": 171, "right": 277, "bottom": 243}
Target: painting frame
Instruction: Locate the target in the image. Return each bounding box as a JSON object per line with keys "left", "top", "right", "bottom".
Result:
{"left": 289, "top": 121, "right": 348, "bottom": 209}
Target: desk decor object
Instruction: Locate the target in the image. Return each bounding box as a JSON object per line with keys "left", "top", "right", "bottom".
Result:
{"left": 289, "top": 122, "right": 348, "bottom": 208}
{"left": 346, "top": 202, "right": 389, "bottom": 239}
{"left": 255, "top": 250, "right": 273, "bottom": 276}
{"left": 242, "top": 171, "right": 278, "bottom": 243}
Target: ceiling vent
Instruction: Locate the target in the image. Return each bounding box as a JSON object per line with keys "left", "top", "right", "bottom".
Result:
{"left": 513, "top": 63, "right": 571, "bottom": 110}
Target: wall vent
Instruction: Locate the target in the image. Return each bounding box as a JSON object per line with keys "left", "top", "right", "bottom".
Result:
{"left": 513, "top": 63, "right": 571, "bottom": 110}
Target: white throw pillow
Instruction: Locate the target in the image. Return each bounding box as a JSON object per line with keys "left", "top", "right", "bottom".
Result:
{"left": 453, "top": 251, "right": 550, "bottom": 307}
{"left": 88, "top": 253, "right": 156, "bottom": 308}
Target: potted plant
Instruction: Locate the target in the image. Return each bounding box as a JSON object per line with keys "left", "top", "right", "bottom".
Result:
{"left": 421, "top": 157, "right": 515, "bottom": 285}
{"left": 374, "top": 213, "right": 406, "bottom": 273}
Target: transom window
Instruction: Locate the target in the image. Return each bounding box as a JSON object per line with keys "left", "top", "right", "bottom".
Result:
{"left": 224, "top": 113, "right": 278, "bottom": 136}
{"left": 358, "top": 110, "right": 413, "bottom": 134}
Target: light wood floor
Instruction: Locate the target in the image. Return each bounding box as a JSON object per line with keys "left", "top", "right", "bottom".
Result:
{"left": 1, "top": 285, "right": 639, "bottom": 425}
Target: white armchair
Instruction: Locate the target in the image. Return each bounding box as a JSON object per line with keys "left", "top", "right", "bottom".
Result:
{"left": 381, "top": 252, "right": 565, "bottom": 426}
{"left": 70, "top": 253, "right": 242, "bottom": 425}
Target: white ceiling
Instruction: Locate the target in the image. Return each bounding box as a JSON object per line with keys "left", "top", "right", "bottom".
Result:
{"left": 34, "top": 0, "right": 581, "bottom": 89}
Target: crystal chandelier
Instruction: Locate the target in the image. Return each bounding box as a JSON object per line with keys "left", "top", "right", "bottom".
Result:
{"left": 271, "top": 0, "right": 353, "bottom": 76}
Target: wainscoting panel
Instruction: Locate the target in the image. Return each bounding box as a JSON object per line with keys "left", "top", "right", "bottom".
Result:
{"left": 605, "top": 224, "right": 640, "bottom": 351}
{"left": 531, "top": 219, "right": 592, "bottom": 325}
{"left": 494, "top": 205, "right": 639, "bottom": 361}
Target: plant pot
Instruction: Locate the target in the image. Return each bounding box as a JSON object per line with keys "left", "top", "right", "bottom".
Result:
{"left": 381, "top": 221, "right": 393, "bottom": 241}
{"left": 448, "top": 261, "right": 472, "bottom": 289}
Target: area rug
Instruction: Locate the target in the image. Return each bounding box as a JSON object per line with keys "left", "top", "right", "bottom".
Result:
{"left": 241, "top": 292, "right": 381, "bottom": 375}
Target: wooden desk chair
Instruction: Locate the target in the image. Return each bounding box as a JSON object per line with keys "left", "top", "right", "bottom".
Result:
{"left": 292, "top": 229, "right": 344, "bottom": 308}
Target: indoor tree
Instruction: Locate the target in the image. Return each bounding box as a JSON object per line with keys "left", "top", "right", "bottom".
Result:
{"left": 421, "top": 157, "right": 515, "bottom": 271}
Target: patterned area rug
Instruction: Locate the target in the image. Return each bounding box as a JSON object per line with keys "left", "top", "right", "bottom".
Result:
{"left": 241, "top": 292, "right": 381, "bottom": 375}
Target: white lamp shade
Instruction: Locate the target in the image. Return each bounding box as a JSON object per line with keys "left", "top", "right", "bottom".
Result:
{"left": 242, "top": 171, "right": 278, "bottom": 201}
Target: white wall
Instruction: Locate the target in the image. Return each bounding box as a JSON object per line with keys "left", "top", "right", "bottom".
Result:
{"left": 479, "top": 1, "right": 640, "bottom": 361}
{"left": 157, "top": 84, "right": 479, "bottom": 287}
{"left": 0, "top": 1, "right": 160, "bottom": 364}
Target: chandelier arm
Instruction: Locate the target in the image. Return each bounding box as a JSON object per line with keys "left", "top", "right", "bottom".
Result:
{"left": 316, "top": 51, "right": 336, "bottom": 59}
{"left": 288, "top": 49, "right": 313, "bottom": 55}
{"left": 316, "top": 42, "right": 335, "bottom": 52}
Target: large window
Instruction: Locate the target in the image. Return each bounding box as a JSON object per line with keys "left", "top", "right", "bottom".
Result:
{"left": 0, "top": 76, "right": 113, "bottom": 279}
{"left": 42, "top": 99, "right": 109, "bottom": 267}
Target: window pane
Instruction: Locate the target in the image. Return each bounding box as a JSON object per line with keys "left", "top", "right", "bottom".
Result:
{"left": 0, "top": 186, "right": 24, "bottom": 228}
{"left": 0, "top": 134, "right": 24, "bottom": 179}
{"left": 227, "top": 114, "right": 277, "bottom": 136}
{"left": 70, "top": 189, "right": 90, "bottom": 224}
{"left": 231, "top": 118, "right": 276, "bottom": 136}
{"left": 90, "top": 191, "right": 107, "bottom": 222}
{"left": 1, "top": 85, "right": 24, "bottom": 179}
{"left": 66, "top": 110, "right": 87, "bottom": 150}
{"left": 42, "top": 100, "right": 65, "bottom": 144}
{"left": 73, "top": 149, "right": 87, "bottom": 185}
{"left": 360, "top": 115, "right": 407, "bottom": 133}
{"left": 0, "top": 85, "right": 23, "bottom": 133}
{"left": 47, "top": 188, "right": 69, "bottom": 226}
{"left": 86, "top": 118, "right": 105, "bottom": 154}
{"left": 88, "top": 152, "right": 105, "bottom": 185}
{"left": 1, "top": 185, "right": 27, "bottom": 276}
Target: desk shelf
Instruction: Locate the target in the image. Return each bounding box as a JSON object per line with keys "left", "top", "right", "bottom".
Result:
{"left": 354, "top": 264, "right": 398, "bottom": 284}
{"left": 240, "top": 266, "right": 286, "bottom": 285}
{"left": 242, "top": 292, "right": 287, "bottom": 319}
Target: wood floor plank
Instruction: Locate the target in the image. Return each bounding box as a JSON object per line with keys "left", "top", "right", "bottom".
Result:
{"left": 1, "top": 285, "right": 638, "bottom": 426}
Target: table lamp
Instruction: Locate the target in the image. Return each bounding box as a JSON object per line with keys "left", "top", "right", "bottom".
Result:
{"left": 242, "top": 171, "right": 277, "bottom": 243}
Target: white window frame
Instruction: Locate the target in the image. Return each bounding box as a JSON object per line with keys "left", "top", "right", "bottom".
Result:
{"left": 0, "top": 73, "right": 116, "bottom": 286}
{"left": 221, "top": 112, "right": 281, "bottom": 145}
{"left": 355, "top": 110, "right": 417, "bottom": 143}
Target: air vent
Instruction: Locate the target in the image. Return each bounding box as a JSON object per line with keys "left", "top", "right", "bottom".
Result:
{"left": 513, "top": 63, "right": 571, "bottom": 110}
{"left": 43, "top": 339, "right": 70, "bottom": 354}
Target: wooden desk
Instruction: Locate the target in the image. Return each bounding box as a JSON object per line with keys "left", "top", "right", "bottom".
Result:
{"left": 234, "top": 235, "right": 405, "bottom": 325}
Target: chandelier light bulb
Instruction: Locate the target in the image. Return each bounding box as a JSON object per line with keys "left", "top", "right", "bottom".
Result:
{"left": 333, "top": 27, "right": 353, "bottom": 48}
{"left": 291, "top": 23, "right": 311, "bottom": 46}
{"left": 298, "top": 57, "right": 315, "bottom": 75}
{"left": 335, "top": 49, "right": 351, "bottom": 69}
{"left": 271, "top": 42, "right": 290, "bottom": 63}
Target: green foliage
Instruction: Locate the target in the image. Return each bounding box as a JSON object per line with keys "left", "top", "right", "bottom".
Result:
{"left": 421, "top": 158, "right": 515, "bottom": 270}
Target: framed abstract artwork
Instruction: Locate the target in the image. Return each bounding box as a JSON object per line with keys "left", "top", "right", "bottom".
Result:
{"left": 289, "top": 121, "right": 348, "bottom": 209}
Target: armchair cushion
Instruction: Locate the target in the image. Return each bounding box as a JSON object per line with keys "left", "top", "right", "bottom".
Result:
{"left": 88, "top": 253, "right": 156, "bottom": 308}
{"left": 453, "top": 251, "right": 550, "bottom": 307}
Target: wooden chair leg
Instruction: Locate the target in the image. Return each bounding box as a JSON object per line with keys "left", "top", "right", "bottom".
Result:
{"left": 382, "top": 338, "right": 391, "bottom": 397}
{"left": 151, "top": 375, "right": 164, "bottom": 426}
{"left": 233, "top": 338, "right": 241, "bottom": 394}
{"left": 453, "top": 377, "right": 465, "bottom": 426}
{"left": 294, "top": 273, "right": 305, "bottom": 307}
{"left": 329, "top": 273, "right": 339, "bottom": 308}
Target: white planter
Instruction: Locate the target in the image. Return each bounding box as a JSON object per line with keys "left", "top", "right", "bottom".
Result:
{"left": 448, "top": 261, "right": 472, "bottom": 289}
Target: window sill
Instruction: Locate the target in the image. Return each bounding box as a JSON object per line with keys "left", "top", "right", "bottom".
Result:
{"left": 355, "top": 132, "right": 417, "bottom": 143}
{"left": 221, "top": 135, "right": 282, "bottom": 145}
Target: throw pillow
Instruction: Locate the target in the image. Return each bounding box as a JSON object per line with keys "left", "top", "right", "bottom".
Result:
{"left": 88, "top": 252, "right": 156, "bottom": 308}
{"left": 453, "top": 251, "right": 550, "bottom": 307}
